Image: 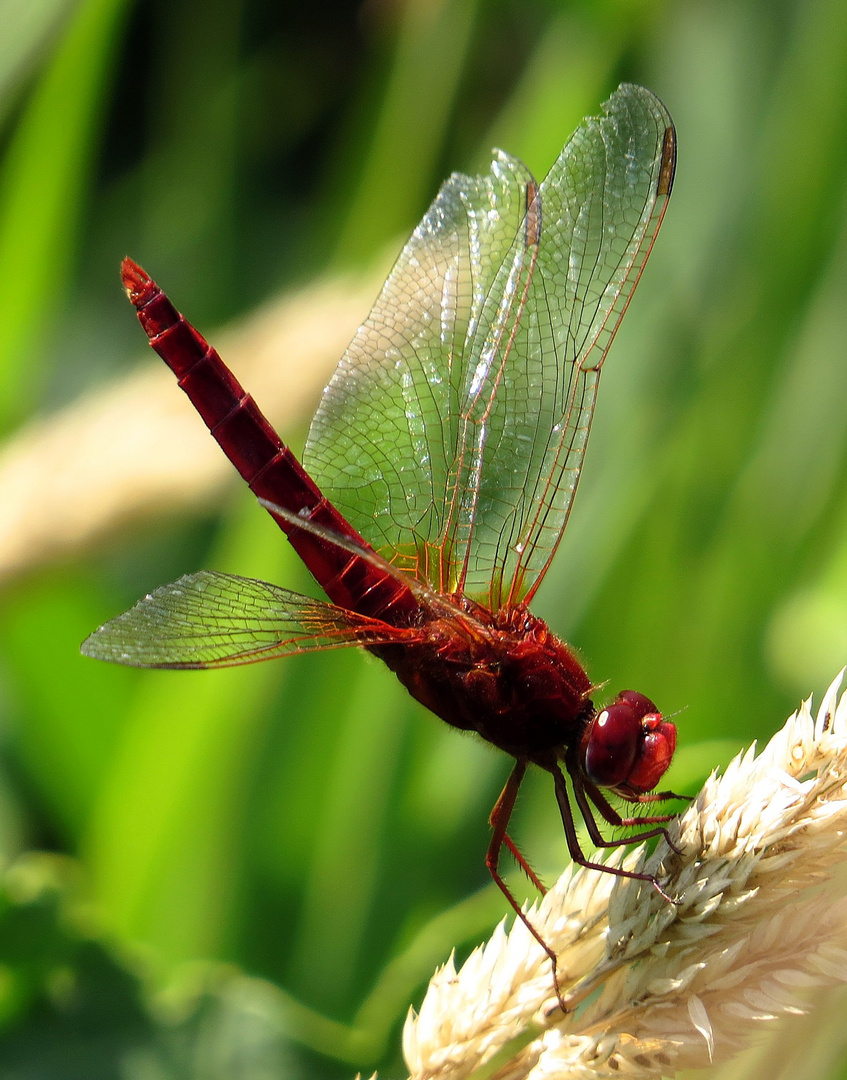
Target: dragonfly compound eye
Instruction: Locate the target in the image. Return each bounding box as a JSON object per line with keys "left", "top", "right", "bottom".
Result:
{"left": 583, "top": 703, "right": 641, "bottom": 787}
{"left": 614, "top": 689, "right": 660, "bottom": 717}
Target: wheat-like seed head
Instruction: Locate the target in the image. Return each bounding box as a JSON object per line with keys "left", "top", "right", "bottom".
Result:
{"left": 400, "top": 671, "right": 847, "bottom": 1080}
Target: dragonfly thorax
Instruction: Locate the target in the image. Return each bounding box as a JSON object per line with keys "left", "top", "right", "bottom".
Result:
{"left": 372, "top": 600, "right": 676, "bottom": 795}
{"left": 372, "top": 603, "right": 597, "bottom": 764}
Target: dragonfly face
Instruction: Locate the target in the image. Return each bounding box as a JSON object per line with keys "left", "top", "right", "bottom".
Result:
{"left": 83, "top": 84, "right": 681, "bottom": 1009}
{"left": 580, "top": 691, "right": 678, "bottom": 795}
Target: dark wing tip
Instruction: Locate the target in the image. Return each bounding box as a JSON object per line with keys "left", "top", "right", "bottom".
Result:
{"left": 658, "top": 124, "right": 677, "bottom": 197}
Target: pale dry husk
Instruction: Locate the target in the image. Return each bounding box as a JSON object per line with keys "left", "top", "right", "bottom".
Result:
{"left": 402, "top": 671, "right": 847, "bottom": 1080}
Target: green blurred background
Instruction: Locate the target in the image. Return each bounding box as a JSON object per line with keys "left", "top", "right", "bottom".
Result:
{"left": 1, "top": 0, "right": 847, "bottom": 1076}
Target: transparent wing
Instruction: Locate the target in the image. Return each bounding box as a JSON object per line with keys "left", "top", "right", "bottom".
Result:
{"left": 80, "top": 570, "right": 414, "bottom": 669}
{"left": 304, "top": 84, "right": 675, "bottom": 610}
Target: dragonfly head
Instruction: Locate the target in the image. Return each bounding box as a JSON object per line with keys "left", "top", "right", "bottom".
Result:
{"left": 580, "top": 690, "right": 676, "bottom": 796}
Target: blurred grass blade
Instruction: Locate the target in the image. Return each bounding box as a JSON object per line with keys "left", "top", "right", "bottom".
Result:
{"left": 0, "top": 0, "right": 77, "bottom": 128}
{"left": 0, "top": 0, "right": 131, "bottom": 432}
{"left": 330, "top": 0, "right": 478, "bottom": 268}
{"left": 82, "top": 498, "right": 292, "bottom": 961}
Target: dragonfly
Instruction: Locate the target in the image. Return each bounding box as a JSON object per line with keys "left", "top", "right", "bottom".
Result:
{"left": 83, "top": 83, "right": 679, "bottom": 1006}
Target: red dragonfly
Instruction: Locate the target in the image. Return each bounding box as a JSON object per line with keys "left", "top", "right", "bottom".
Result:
{"left": 83, "top": 84, "right": 678, "bottom": 1001}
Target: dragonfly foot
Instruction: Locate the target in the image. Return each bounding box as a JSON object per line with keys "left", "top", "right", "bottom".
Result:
{"left": 651, "top": 876, "right": 683, "bottom": 905}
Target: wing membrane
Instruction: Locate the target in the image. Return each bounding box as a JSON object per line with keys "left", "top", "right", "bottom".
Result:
{"left": 305, "top": 84, "right": 675, "bottom": 609}
{"left": 80, "top": 570, "right": 413, "bottom": 669}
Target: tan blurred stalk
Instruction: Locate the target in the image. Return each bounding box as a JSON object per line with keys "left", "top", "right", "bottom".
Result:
{"left": 0, "top": 264, "right": 389, "bottom": 582}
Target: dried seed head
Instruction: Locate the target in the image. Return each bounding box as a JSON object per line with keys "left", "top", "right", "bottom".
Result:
{"left": 402, "top": 671, "right": 847, "bottom": 1080}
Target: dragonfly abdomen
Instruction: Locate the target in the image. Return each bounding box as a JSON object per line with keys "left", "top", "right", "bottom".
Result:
{"left": 121, "top": 258, "right": 420, "bottom": 624}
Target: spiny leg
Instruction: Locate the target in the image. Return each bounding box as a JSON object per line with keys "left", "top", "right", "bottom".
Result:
{"left": 502, "top": 833, "right": 547, "bottom": 895}
{"left": 572, "top": 773, "right": 678, "bottom": 851}
{"left": 552, "top": 764, "right": 680, "bottom": 905}
{"left": 580, "top": 776, "right": 686, "bottom": 856}
{"left": 621, "top": 788, "right": 693, "bottom": 806}
{"left": 562, "top": 742, "right": 681, "bottom": 852}
{"left": 491, "top": 760, "right": 548, "bottom": 894}
{"left": 579, "top": 781, "right": 669, "bottom": 829}
{"left": 487, "top": 759, "right": 564, "bottom": 1009}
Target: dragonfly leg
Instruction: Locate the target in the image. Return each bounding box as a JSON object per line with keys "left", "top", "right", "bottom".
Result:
{"left": 625, "top": 788, "right": 693, "bottom": 804}
{"left": 488, "top": 760, "right": 565, "bottom": 1010}
{"left": 574, "top": 775, "right": 678, "bottom": 850}
{"left": 502, "top": 831, "right": 547, "bottom": 895}
{"left": 582, "top": 779, "right": 687, "bottom": 856}
{"left": 552, "top": 764, "right": 681, "bottom": 905}
{"left": 586, "top": 778, "right": 676, "bottom": 827}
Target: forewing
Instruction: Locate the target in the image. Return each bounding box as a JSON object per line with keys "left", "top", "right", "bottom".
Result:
{"left": 482, "top": 84, "right": 675, "bottom": 606}
{"left": 304, "top": 84, "right": 675, "bottom": 609}
{"left": 80, "top": 570, "right": 410, "bottom": 669}
{"left": 304, "top": 135, "right": 537, "bottom": 594}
